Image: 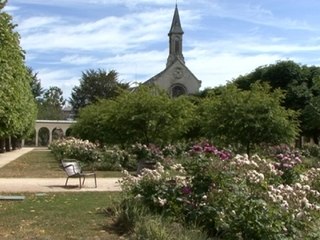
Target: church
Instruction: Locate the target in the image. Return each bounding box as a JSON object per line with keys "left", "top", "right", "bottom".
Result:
{"left": 144, "top": 5, "right": 201, "bottom": 97}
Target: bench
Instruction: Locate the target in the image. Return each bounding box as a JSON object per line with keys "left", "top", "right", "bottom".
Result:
{"left": 61, "top": 159, "right": 97, "bottom": 189}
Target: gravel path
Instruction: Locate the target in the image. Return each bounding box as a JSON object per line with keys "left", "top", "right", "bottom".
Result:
{"left": 0, "top": 148, "right": 121, "bottom": 193}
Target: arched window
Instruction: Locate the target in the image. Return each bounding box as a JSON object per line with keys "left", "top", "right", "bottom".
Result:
{"left": 171, "top": 84, "right": 186, "bottom": 97}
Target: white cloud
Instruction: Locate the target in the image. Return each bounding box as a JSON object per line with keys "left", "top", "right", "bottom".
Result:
{"left": 18, "top": 16, "right": 63, "bottom": 32}
{"left": 36, "top": 69, "right": 79, "bottom": 99}
{"left": 187, "top": 52, "right": 282, "bottom": 89}
{"left": 11, "top": 0, "right": 175, "bottom": 8}
{"left": 37, "top": 69, "right": 75, "bottom": 85}
{"left": 17, "top": 8, "right": 179, "bottom": 53}
{"left": 3, "top": 5, "right": 19, "bottom": 11}
{"left": 201, "top": 1, "right": 315, "bottom": 31}
{"left": 61, "top": 55, "right": 97, "bottom": 65}
{"left": 99, "top": 50, "right": 167, "bottom": 82}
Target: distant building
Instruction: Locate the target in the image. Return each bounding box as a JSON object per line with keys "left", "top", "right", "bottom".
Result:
{"left": 62, "top": 105, "right": 75, "bottom": 120}
{"left": 144, "top": 4, "right": 201, "bottom": 96}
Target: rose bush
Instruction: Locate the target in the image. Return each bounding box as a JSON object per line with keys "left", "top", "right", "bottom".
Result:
{"left": 120, "top": 148, "right": 320, "bottom": 239}
{"left": 49, "top": 138, "right": 320, "bottom": 238}
{"left": 49, "top": 137, "right": 99, "bottom": 163}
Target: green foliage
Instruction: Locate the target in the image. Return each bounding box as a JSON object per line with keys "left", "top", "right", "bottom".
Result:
{"left": 132, "top": 215, "right": 208, "bottom": 240}
{"left": 70, "top": 69, "right": 129, "bottom": 115}
{"left": 0, "top": 10, "right": 37, "bottom": 139}
{"left": 37, "top": 86, "right": 65, "bottom": 120}
{"left": 27, "top": 67, "right": 44, "bottom": 99}
{"left": 112, "top": 197, "right": 148, "bottom": 234}
{"left": 49, "top": 137, "right": 137, "bottom": 171}
{"left": 303, "top": 143, "right": 320, "bottom": 158}
{"left": 200, "top": 82, "right": 299, "bottom": 155}
{"left": 73, "top": 85, "right": 196, "bottom": 146}
{"left": 71, "top": 102, "right": 108, "bottom": 144}
{"left": 120, "top": 150, "right": 320, "bottom": 239}
{"left": 113, "top": 198, "right": 209, "bottom": 240}
{"left": 302, "top": 96, "right": 320, "bottom": 144}
{"left": 0, "top": 0, "right": 7, "bottom": 9}
{"left": 233, "top": 60, "right": 320, "bottom": 144}
{"left": 233, "top": 60, "right": 306, "bottom": 92}
{"left": 96, "top": 146, "right": 137, "bottom": 171}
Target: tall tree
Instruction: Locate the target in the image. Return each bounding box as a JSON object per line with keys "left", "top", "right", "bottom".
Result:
{"left": 0, "top": 0, "right": 7, "bottom": 9}
{"left": 72, "top": 85, "right": 195, "bottom": 146}
{"left": 37, "top": 87, "right": 65, "bottom": 120}
{"left": 0, "top": 4, "right": 37, "bottom": 152}
{"left": 27, "top": 67, "right": 44, "bottom": 100}
{"left": 200, "top": 83, "right": 299, "bottom": 155}
{"left": 233, "top": 60, "right": 320, "bottom": 145}
{"left": 70, "top": 69, "right": 129, "bottom": 115}
{"left": 302, "top": 96, "right": 320, "bottom": 144}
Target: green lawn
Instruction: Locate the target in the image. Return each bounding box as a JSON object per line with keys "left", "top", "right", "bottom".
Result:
{"left": 0, "top": 149, "right": 125, "bottom": 178}
{"left": 0, "top": 149, "right": 125, "bottom": 239}
{"left": 0, "top": 192, "right": 122, "bottom": 240}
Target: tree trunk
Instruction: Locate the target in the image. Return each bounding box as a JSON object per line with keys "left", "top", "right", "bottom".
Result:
{"left": 246, "top": 143, "right": 251, "bottom": 157}
{"left": 11, "top": 137, "right": 17, "bottom": 150}
{"left": 0, "top": 138, "right": 5, "bottom": 153}
{"left": 5, "top": 137, "right": 11, "bottom": 152}
{"left": 312, "top": 132, "right": 319, "bottom": 145}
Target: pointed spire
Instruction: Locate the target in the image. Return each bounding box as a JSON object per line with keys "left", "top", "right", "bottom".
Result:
{"left": 166, "top": 4, "right": 185, "bottom": 66}
{"left": 169, "top": 4, "right": 184, "bottom": 35}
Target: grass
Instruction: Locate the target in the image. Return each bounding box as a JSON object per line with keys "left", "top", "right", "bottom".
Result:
{"left": 0, "top": 149, "right": 125, "bottom": 178}
{"left": 0, "top": 192, "right": 122, "bottom": 240}
{"left": 0, "top": 149, "right": 125, "bottom": 239}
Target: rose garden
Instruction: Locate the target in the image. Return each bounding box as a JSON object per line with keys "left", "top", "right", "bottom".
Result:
{"left": 46, "top": 83, "right": 320, "bottom": 239}
{"left": 49, "top": 137, "right": 320, "bottom": 239}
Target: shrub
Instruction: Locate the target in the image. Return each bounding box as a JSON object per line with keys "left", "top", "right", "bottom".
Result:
{"left": 304, "top": 144, "right": 320, "bottom": 158}
{"left": 95, "top": 146, "right": 136, "bottom": 171}
{"left": 132, "top": 215, "right": 208, "bottom": 240}
{"left": 49, "top": 137, "right": 99, "bottom": 163}
{"left": 120, "top": 152, "right": 320, "bottom": 239}
{"left": 268, "top": 144, "right": 304, "bottom": 184}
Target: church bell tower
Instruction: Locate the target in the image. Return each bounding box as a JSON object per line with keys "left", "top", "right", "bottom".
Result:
{"left": 144, "top": 4, "right": 201, "bottom": 96}
{"left": 167, "top": 4, "right": 185, "bottom": 67}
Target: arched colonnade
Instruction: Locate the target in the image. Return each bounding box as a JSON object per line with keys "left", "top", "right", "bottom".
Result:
{"left": 35, "top": 120, "right": 76, "bottom": 146}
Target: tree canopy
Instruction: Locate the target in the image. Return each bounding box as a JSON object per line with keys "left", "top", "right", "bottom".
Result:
{"left": 72, "top": 86, "right": 195, "bottom": 146}
{"left": 232, "top": 60, "right": 320, "bottom": 144}
{"left": 28, "top": 67, "right": 44, "bottom": 100}
{"left": 69, "top": 69, "right": 129, "bottom": 115}
{"left": 0, "top": 8, "right": 37, "bottom": 142}
{"left": 200, "top": 82, "right": 299, "bottom": 155}
{"left": 37, "top": 86, "right": 66, "bottom": 120}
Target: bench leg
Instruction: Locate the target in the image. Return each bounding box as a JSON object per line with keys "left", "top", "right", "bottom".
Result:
{"left": 65, "top": 176, "right": 82, "bottom": 188}
{"left": 65, "top": 177, "right": 69, "bottom": 187}
{"left": 82, "top": 176, "right": 86, "bottom": 187}
{"left": 81, "top": 174, "right": 97, "bottom": 188}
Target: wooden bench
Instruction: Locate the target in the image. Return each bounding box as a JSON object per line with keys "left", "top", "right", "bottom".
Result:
{"left": 61, "top": 159, "right": 97, "bottom": 189}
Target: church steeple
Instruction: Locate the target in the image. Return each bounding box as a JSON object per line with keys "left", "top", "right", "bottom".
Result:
{"left": 167, "top": 4, "right": 185, "bottom": 67}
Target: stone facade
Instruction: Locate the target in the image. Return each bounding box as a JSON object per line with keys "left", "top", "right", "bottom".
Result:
{"left": 144, "top": 5, "right": 201, "bottom": 96}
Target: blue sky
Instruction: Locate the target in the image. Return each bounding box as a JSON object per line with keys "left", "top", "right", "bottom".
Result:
{"left": 4, "top": 0, "right": 320, "bottom": 100}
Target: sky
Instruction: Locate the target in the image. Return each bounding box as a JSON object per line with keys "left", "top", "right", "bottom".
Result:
{"left": 4, "top": 0, "right": 320, "bottom": 101}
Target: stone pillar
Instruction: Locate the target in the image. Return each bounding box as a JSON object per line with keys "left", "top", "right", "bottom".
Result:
{"left": 49, "top": 128, "right": 53, "bottom": 146}
{"left": 35, "top": 129, "right": 39, "bottom": 147}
